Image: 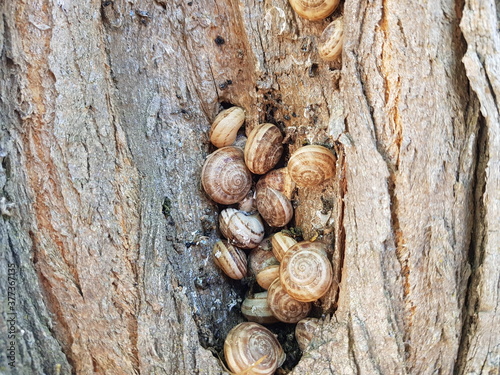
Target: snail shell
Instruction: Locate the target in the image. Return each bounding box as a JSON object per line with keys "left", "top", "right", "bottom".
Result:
{"left": 219, "top": 208, "right": 265, "bottom": 249}
{"left": 212, "top": 240, "right": 247, "bottom": 280}
{"left": 256, "top": 265, "right": 280, "bottom": 290}
{"left": 238, "top": 188, "right": 257, "bottom": 214}
{"left": 280, "top": 241, "right": 333, "bottom": 302}
{"left": 287, "top": 145, "right": 335, "bottom": 187}
{"left": 224, "top": 322, "right": 285, "bottom": 375}
{"left": 209, "top": 106, "right": 245, "bottom": 148}
{"left": 256, "top": 167, "right": 295, "bottom": 200}
{"left": 271, "top": 232, "right": 297, "bottom": 262}
{"left": 295, "top": 317, "right": 320, "bottom": 351}
{"left": 248, "top": 245, "right": 279, "bottom": 277}
{"left": 318, "top": 17, "right": 344, "bottom": 61}
{"left": 241, "top": 292, "right": 279, "bottom": 324}
{"left": 201, "top": 146, "right": 252, "bottom": 205}
{"left": 288, "top": 0, "right": 340, "bottom": 20}
{"left": 267, "top": 279, "right": 312, "bottom": 324}
{"left": 256, "top": 186, "right": 294, "bottom": 228}
{"left": 244, "top": 123, "right": 284, "bottom": 175}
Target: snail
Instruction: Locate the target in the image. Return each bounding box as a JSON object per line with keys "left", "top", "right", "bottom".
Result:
{"left": 287, "top": 145, "right": 336, "bottom": 187}
{"left": 256, "top": 265, "right": 280, "bottom": 290}
{"left": 288, "top": 0, "right": 340, "bottom": 21}
{"left": 219, "top": 208, "right": 265, "bottom": 249}
{"left": 267, "top": 279, "right": 312, "bottom": 324}
{"left": 209, "top": 106, "right": 245, "bottom": 148}
{"left": 241, "top": 292, "right": 279, "bottom": 324}
{"left": 255, "top": 185, "right": 294, "bottom": 228}
{"left": 271, "top": 232, "right": 297, "bottom": 262}
{"left": 224, "top": 322, "right": 285, "bottom": 375}
{"left": 212, "top": 240, "right": 247, "bottom": 280}
{"left": 201, "top": 146, "right": 252, "bottom": 205}
{"left": 248, "top": 244, "right": 280, "bottom": 277}
{"left": 280, "top": 241, "right": 333, "bottom": 302}
{"left": 256, "top": 167, "right": 295, "bottom": 200}
{"left": 295, "top": 317, "right": 320, "bottom": 351}
{"left": 238, "top": 188, "right": 257, "bottom": 214}
{"left": 318, "top": 16, "right": 344, "bottom": 61}
{"left": 244, "top": 123, "right": 284, "bottom": 175}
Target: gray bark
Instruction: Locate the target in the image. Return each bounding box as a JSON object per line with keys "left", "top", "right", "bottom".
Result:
{"left": 0, "top": 0, "right": 498, "bottom": 374}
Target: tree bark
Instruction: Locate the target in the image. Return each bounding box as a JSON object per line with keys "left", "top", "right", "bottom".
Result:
{"left": 0, "top": 0, "right": 498, "bottom": 374}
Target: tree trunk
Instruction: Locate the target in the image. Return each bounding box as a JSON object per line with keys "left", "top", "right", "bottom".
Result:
{"left": 0, "top": 0, "right": 498, "bottom": 374}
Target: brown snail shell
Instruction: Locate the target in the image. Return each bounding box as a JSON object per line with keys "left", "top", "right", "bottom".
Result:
{"left": 244, "top": 123, "right": 284, "bottom": 175}
{"left": 212, "top": 240, "right": 247, "bottom": 280}
{"left": 209, "top": 106, "right": 245, "bottom": 148}
{"left": 288, "top": 0, "right": 340, "bottom": 20}
{"left": 287, "top": 145, "right": 335, "bottom": 187}
{"left": 219, "top": 208, "right": 265, "bottom": 249}
{"left": 295, "top": 317, "right": 320, "bottom": 351}
{"left": 201, "top": 146, "right": 252, "bottom": 204}
{"left": 267, "top": 279, "right": 312, "bottom": 324}
{"left": 280, "top": 241, "right": 333, "bottom": 302}
{"left": 238, "top": 188, "right": 257, "bottom": 214}
{"left": 256, "top": 167, "right": 295, "bottom": 200}
{"left": 224, "top": 322, "right": 285, "bottom": 375}
{"left": 318, "top": 17, "right": 344, "bottom": 61}
{"left": 248, "top": 245, "right": 279, "bottom": 277}
{"left": 256, "top": 265, "right": 280, "bottom": 290}
{"left": 271, "top": 232, "right": 297, "bottom": 262}
{"left": 256, "top": 186, "right": 294, "bottom": 228}
{"left": 241, "top": 292, "right": 279, "bottom": 324}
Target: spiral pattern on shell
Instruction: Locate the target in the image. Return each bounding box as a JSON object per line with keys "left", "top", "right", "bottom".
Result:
{"left": 295, "top": 318, "right": 320, "bottom": 351}
{"left": 280, "top": 241, "right": 333, "bottom": 302}
{"left": 212, "top": 240, "right": 247, "bottom": 280}
{"left": 288, "top": 0, "right": 340, "bottom": 20}
{"left": 244, "top": 123, "right": 284, "bottom": 175}
{"left": 256, "top": 167, "right": 295, "bottom": 200}
{"left": 224, "top": 322, "right": 285, "bottom": 375}
{"left": 219, "top": 208, "right": 265, "bottom": 249}
{"left": 287, "top": 145, "right": 335, "bottom": 187}
{"left": 241, "top": 292, "right": 279, "bottom": 324}
{"left": 256, "top": 187, "right": 294, "bottom": 228}
{"left": 318, "top": 16, "right": 344, "bottom": 61}
{"left": 201, "top": 147, "right": 252, "bottom": 205}
{"left": 267, "top": 279, "right": 312, "bottom": 323}
{"left": 209, "top": 106, "right": 245, "bottom": 148}
{"left": 271, "top": 232, "right": 297, "bottom": 262}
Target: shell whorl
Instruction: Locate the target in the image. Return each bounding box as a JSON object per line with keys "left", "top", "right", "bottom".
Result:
{"left": 244, "top": 123, "right": 284, "bottom": 175}
{"left": 209, "top": 106, "right": 245, "bottom": 148}
{"left": 201, "top": 147, "right": 252, "bottom": 205}
{"left": 224, "top": 322, "right": 285, "bottom": 375}
{"left": 212, "top": 240, "right": 247, "bottom": 280}
{"left": 287, "top": 145, "right": 335, "bottom": 187}
{"left": 318, "top": 16, "right": 344, "bottom": 61}
{"left": 288, "top": 0, "right": 340, "bottom": 21}
{"left": 280, "top": 241, "right": 333, "bottom": 302}
{"left": 256, "top": 187, "right": 294, "bottom": 228}
{"left": 267, "top": 279, "right": 312, "bottom": 323}
{"left": 219, "top": 208, "right": 265, "bottom": 249}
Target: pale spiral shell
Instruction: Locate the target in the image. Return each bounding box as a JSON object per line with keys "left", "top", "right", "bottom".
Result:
{"left": 288, "top": 0, "right": 340, "bottom": 20}
{"left": 256, "top": 186, "right": 294, "bottom": 228}
{"left": 280, "top": 241, "right": 333, "bottom": 302}
{"left": 256, "top": 167, "right": 295, "bottom": 200}
{"left": 256, "top": 265, "right": 280, "bottom": 290}
{"left": 244, "top": 123, "right": 284, "bottom": 175}
{"left": 241, "top": 292, "right": 279, "bottom": 324}
{"left": 267, "top": 279, "right": 312, "bottom": 323}
{"left": 212, "top": 240, "right": 247, "bottom": 280}
{"left": 224, "top": 322, "right": 285, "bottom": 375}
{"left": 209, "top": 106, "right": 245, "bottom": 148}
{"left": 219, "top": 208, "right": 265, "bottom": 249}
{"left": 201, "top": 146, "right": 252, "bottom": 204}
{"left": 287, "top": 145, "right": 335, "bottom": 187}
{"left": 248, "top": 245, "right": 279, "bottom": 277}
{"left": 271, "top": 232, "right": 297, "bottom": 262}
{"left": 295, "top": 317, "right": 320, "bottom": 351}
{"left": 318, "top": 16, "right": 344, "bottom": 61}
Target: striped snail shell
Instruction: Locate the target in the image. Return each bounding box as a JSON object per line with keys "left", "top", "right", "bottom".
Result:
{"left": 201, "top": 146, "right": 252, "bottom": 204}
{"left": 248, "top": 245, "right": 279, "bottom": 277}
{"left": 295, "top": 317, "right": 320, "bottom": 351}
{"left": 271, "top": 232, "right": 297, "bottom": 262}
{"left": 256, "top": 167, "right": 295, "bottom": 200}
{"left": 288, "top": 0, "right": 340, "bottom": 20}
{"left": 241, "top": 292, "right": 279, "bottom": 324}
{"left": 256, "top": 265, "right": 280, "bottom": 290}
{"left": 244, "top": 123, "right": 284, "bottom": 175}
{"left": 212, "top": 240, "right": 247, "bottom": 280}
{"left": 318, "top": 16, "right": 344, "bottom": 61}
{"left": 267, "top": 279, "right": 312, "bottom": 324}
{"left": 219, "top": 208, "right": 265, "bottom": 249}
{"left": 224, "top": 322, "right": 285, "bottom": 375}
{"left": 256, "top": 186, "right": 294, "bottom": 228}
{"left": 287, "top": 145, "right": 335, "bottom": 187}
{"left": 209, "top": 106, "right": 245, "bottom": 148}
{"left": 280, "top": 241, "right": 333, "bottom": 302}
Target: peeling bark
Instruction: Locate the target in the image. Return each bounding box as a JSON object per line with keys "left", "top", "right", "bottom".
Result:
{"left": 0, "top": 0, "right": 498, "bottom": 374}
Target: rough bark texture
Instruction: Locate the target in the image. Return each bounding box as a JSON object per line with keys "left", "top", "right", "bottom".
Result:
{"left": 0, "top": 0, "right": 498, "bottom": 375}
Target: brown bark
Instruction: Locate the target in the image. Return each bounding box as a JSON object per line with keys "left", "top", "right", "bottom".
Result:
{"left": 0, "top": 0, "right": 498, "bottom": 374}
